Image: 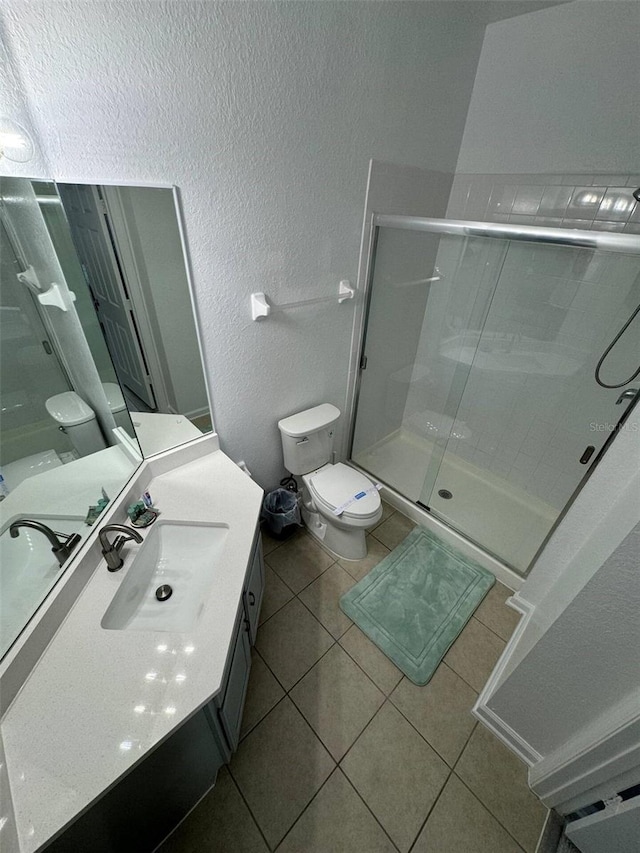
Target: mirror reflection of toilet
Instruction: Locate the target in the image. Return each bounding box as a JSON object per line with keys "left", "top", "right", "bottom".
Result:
{"left": 278, "top": 404, "right": 382, "bottom": 560}
{"left": 45, "top": 391, "right": 107, "bottom": 458}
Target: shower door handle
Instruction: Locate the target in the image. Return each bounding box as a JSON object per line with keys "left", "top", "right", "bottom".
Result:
{"left": 580, "top": 446, "right": 596, "bottom": 465}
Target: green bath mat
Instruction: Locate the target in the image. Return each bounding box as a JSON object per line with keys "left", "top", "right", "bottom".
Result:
{"left": 340, "top": 527, "right": 495, "bottom": 685}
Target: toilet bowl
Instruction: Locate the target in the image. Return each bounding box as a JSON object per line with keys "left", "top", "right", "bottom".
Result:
{"left": 278, "top": 404, "right": 382, "bottom": 560}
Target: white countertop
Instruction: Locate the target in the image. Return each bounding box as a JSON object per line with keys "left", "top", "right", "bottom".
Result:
{"left": 1, "top": 446, "right": 263, "bottom": 853}
{"left": 0, "top": 445, "right": 137, "bottom": 531}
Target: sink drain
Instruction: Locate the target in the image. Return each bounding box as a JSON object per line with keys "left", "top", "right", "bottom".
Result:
{"left": 155, "top": 584, "right": 173, "bottom": 601}
{"left": 438, "top": 489, "right": 453, "bottom": 500}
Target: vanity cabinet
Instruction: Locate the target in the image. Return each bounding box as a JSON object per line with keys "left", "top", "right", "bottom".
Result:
{"left": 209, "top": 528, "right": 264, "bottom": 755}
{"left": 244, "top": 529, "right": 265, "bottom": 643}
{"left": 45, "top": 528, "right": 264, "bottom": 853}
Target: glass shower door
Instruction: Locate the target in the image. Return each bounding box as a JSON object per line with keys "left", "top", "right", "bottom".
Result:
{"left": 421, "top": 240, "right": 640, "bottom": 572}
{"left": 351, "top": 225, "right": 509, "bottom": 501}
{"left": 351, "top": 216, "right": 640, "bottom": 576}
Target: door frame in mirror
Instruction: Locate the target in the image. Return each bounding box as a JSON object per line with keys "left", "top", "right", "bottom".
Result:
{"left": 54, "top": 180, "right": 215, "bottom": 446}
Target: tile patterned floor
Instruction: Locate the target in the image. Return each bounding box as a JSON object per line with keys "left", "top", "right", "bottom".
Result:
{"left": 159, "top": 505, "right": 546, "bottom": 853}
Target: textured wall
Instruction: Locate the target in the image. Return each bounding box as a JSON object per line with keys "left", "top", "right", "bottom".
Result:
{"left": 0, "top": 1, "right": 494, "bottom": 487}
{"left": 490, "top": 516, "right": 640, "bottom": 755}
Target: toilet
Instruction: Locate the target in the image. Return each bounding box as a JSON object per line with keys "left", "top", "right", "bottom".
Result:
{"left": 102, "top": 381, "right": 134, "bottom": 436}
{"left": 278, "top": 404, "right": 383, "bottom": 560}
{"left": 45, "top": 391, "right": 107, "bottom": 458}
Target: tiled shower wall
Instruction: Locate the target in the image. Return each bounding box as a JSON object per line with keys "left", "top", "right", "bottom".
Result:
{"left": 447, "top": 173, "right": 640, "bottom": 233}
{"left": 401, "top": 173, "right": 640, "bottom": 511}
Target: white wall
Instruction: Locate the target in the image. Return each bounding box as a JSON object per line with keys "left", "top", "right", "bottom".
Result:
{"left": 456, "top": 0, "right": 640, "bottom": 175}
{"left": 0, "top": 0, "right": 495, "bottom": 487}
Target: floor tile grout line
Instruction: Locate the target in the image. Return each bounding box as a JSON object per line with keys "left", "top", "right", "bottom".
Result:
{"left": 292, "top": 597, "right": 400, "bottom": 702}
{"left": 260, "top": 616, "right": 338, "bottom": 696}
{"left": 452, "top": 720, "right": 478, "bottom": 773}
{"left": 263, "top": 557, "right": 297, "bottom": 594}
{"left": 265, "top": 554, "right": 337, "bottom": 598}
{"left": 336, "top": 630, "right": 403, "bottom": 697}
{"left": 336, "top": 696, "right": 396, "bottom": 775}
{"left": 238, "top": 690, "right": 290, "bottom": 744}
{"left": 386, "top": 685, "right": 476, "bottom": 770}
{"left": 471, "top": 598, "right": 517, "bottom": 645}
{"left": 452, "top": 772, "right": 531, "bottom": 853}
{"left": 474, "top": 608, "right": 519, "bottom": 644}
{"left": 443, "top": 646, "right": 495, "bottom": 694}
{"left": 239, "top": 648, "right": 287, "bottom": 742}
{"left": 337, "top": 766, "right": 403, "bottom": 853}
{"left": 296, "top": 578, "right": 359, "bottom": 643}
{"left": 226, "top": 762, "right": 280, "bottom": 853}
{"left": 230, "top": 694, "right": 339, "bottom": 850}
{"left": 451, "top": 724, "right": 545, "bottom": 851}
{"left": 257, "top": 592, "right": 295, "bottom": 631}
{"left": 406, "top": 766, "right": 454, "bottom": 853}
{"left": 270, "top": 768, "right": 339, "bottom": 852}
{"left": 287, "top": 662, "right": 385, "bottom": 765}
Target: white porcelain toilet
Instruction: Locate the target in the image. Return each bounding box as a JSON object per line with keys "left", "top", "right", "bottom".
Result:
{"left": 45, "top": 391, "right": 107, "bottom": 457}
{"left": 102, "top": 382, "right": 134, "bottom": 435}
{"left": 278, "top": 404, "right": 383, "bottom": 560}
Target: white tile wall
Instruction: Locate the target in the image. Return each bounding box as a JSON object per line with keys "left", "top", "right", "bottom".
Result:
{"left": 448, "top": 173, "right": 640, "bottom": 233}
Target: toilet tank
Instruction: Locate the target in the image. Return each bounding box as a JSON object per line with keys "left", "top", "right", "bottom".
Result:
{"left": 278, "top": 404, "right": 341, "bottom": 475}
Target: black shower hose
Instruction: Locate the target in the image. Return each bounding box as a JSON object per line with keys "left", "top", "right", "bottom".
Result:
{"left": 594, "top": 300, "right": 640, "bottom": 389}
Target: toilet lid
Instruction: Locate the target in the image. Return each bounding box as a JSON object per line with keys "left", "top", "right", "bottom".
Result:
{"left": 308, "top": 463, "right": 381, "bottom": 519}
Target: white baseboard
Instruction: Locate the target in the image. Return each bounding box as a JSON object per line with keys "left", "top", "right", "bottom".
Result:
{"left": 472, "top": 594, "right": 542, "bottom": 766}
{"left": 530, "top": 691, "right": 640, "bottom": 813}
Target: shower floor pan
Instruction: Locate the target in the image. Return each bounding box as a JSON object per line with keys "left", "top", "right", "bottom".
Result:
{"left": 353, "top": 428, "right": 556, "bottom": 573}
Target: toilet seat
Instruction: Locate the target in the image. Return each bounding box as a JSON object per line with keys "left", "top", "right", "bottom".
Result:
{"left": 306, "top": 463, "right": 381, "bottom": 521}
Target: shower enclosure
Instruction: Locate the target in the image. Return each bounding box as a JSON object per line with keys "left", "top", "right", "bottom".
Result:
{"left": 350, "top": 216, "right": 640, "bottom": 575}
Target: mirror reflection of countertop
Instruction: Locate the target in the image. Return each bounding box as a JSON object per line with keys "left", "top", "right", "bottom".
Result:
{"left": 0, "top": 445, "right": 137, "bottom": 530}
{"left": 129, "top": 411, "right": 203, "bottom": 457}
{"left": 0, "top": 441, "right": 263, "bottom": 853}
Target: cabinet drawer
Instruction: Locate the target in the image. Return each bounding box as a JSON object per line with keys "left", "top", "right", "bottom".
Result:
{"left": 217, "top": 612, "right": 252, "bottom": 753}
{"left": 243, "top": 537, "right": 264, "bottom": 645}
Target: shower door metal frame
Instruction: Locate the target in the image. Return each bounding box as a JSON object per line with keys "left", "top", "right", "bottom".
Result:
{"left": 347, "top": 213, "right": 640, "bottom": 577}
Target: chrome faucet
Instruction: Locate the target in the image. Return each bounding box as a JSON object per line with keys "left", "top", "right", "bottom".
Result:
{"left": 616, "top": 388, "right": 638, "bottom": 405}
{"left": 99, "top": 524, "right": 143, "bottom": 572}
{"left": 9, "top": 520, "right": 81, "bottom": 568}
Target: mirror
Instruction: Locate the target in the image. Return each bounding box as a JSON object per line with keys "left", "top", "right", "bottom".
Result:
{"left": 0, "top": 177, "right": 212, "bottom": 659}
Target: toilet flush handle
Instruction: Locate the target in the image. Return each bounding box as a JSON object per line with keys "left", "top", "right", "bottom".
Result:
{"left": 296, "top": 437, "right": 309, "bottom": 445}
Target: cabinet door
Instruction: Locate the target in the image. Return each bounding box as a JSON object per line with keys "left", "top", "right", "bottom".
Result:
{"left": 243, "top": 537, "right": 265, "bottom": 645}
{"left": 47, "top": 709, "right": 225, "bottom": 853}
{"left": 217, "top": 612, "right": 252, "bottom": 753}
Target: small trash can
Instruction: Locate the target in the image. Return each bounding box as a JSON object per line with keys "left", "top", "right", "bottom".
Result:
{"left": 262, "top": 487, "right": 302, "bottom": 538}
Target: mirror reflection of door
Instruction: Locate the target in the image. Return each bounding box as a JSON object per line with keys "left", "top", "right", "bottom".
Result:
{"left": 56, "top": 184, "right": 210, "bottom": 435}
{"left": 56, "top": 184, "right": 157, "bottom": 410}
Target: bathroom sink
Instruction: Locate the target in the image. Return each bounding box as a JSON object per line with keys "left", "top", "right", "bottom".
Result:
{"left": 101, "top": 521, "right": 229, "bottom": 633}
{"left": 0, "top": 514, "right": 86, "bottom": 657}
{"left": 0, "top": 514, "right": 85, "bottom": 580}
